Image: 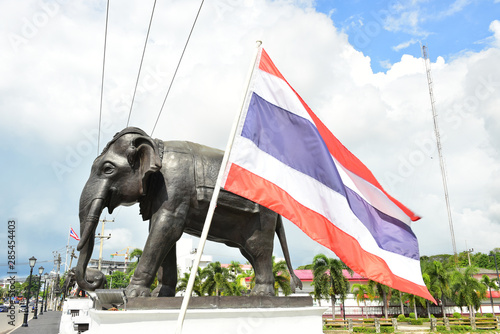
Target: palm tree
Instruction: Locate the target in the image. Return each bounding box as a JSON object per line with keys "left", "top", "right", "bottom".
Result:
{"left": 176, "top": 268, "right": 203, "bottom": 296}
{"left": 228, "top": 261, "right": 243, "bottom": 276}
{"left": 480, "top": 275, "right": 498, "bottom": 315}
{"left": 310, "top": 273, "right": 329, "bottom": 306}
{"left": 312, "top": 254, "right": 353, "bottom": 319}
{"left": 126, "top": 248, "right": 143, "bottom": 274}
{"left": 368, "top": 280, "right": 391, "bottom": 318}
{"left": 451, "top": 266, "right": 487, "bottom": 320}
{"left": 423, "top": 260, "right": 452, "bottom": 317}
{"left": 351, "top": 283, "right": 375, "bottom": 318}
{"left": 201, "top": 262, "right": 235, "bottom": 296}
{"left": 273, "top": 257, "right": 292, "bottom": 296}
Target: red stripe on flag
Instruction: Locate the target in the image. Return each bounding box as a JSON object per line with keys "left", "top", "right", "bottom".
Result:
{"left": 257, "top": 49, "right": 420, "bottom": 222}
{"left": 225, "top": 163, "right": 434, "bottom": 302}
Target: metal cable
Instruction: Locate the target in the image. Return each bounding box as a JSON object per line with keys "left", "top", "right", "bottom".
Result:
{"left": 97, "top": 0, "right": 110, "bottom": 155}
{"left": 126, "top": 0, "right": 157, "bottom": 127}
{"left": 150, "top": 0, "right": 205, "bottom": 137}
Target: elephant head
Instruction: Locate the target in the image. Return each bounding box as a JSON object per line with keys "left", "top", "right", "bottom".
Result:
{"left": 75, "top": 127, "right": 162, "bottom": 291}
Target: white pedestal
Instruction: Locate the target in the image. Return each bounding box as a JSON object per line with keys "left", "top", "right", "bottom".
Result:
{"left": 85, "top": 306, "right": 326, "bottom": 334}
{"left": 59, "top": 298, "right": 93, "bottom": 334}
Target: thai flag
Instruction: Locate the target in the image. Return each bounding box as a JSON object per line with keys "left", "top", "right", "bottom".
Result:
{"left": 222, "top": 48, "right": 435, "bottom": 302}
{"left": 70, "top": 227, "right": 80, "bottom": 241}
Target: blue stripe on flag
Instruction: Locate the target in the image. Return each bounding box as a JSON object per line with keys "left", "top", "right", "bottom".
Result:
{"left": 242, "top": 92, "right": 419, "bottom": 259}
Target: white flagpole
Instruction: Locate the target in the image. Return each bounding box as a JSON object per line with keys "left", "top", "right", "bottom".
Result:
{"left": 65, "top": 225, "right": 71, "bottom": 272}
{"left": 175, "top": 41, "right": 262, "bottom": 334}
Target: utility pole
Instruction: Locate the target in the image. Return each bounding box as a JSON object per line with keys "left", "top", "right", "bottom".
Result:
{"left": 421, "top": 44, "right": 458, "bottom": 264}
{"left": 96, "top": 218, "right": 113, "bottom": 270}
{"left": 51, "top": 252, "right": 61, "bottom": 311}
{"left": 68, "top": 249, "right": 77, "bottom": 269}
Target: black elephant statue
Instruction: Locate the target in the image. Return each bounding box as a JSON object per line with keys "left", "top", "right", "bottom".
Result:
{"left": 64, "top": 267, "right": 107, "bottom": 297}
{"left": 75, "top": 127, "right": 302, "bottom": 297}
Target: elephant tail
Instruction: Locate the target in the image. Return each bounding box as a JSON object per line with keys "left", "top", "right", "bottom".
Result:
{"left": 275, "top": 215, "right": 302, "bottom": 292}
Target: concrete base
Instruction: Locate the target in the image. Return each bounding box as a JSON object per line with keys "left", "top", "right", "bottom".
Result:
{"left": 59, "top": 298, "right": 93, "bottom": 334}
{"left": 86, "top": 306, "right": 326, "bottom": 334}
{"left": 61, "top": 295, "right": 326, "bottom": 334}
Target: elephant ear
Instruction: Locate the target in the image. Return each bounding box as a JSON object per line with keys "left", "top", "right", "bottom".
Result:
{"left": 128, "top": 136, "right": 162, "bottom": 195}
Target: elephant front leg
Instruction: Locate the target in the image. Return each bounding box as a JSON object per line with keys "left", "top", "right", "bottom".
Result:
{"left": 151, "top": 246, "right": 177, "bottom": 297}
{"left": 126, "top": 214, "right": 184, "bottom": 297}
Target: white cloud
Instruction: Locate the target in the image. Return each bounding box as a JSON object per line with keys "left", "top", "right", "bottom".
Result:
{"left": 438, "top": 0, "right": 471, "bottom": 17}
{"left": 392, "top": 38, "right": 419, "bottom": 52}
{"left": 1, "top": 1, "right": 499, "bottom": 276}
{"left": 490, "top": 20, "right": 500, "bottom": 48}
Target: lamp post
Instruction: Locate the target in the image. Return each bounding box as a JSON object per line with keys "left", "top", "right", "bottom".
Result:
{"left": 40, "top": 272, "right": 48, "bottom": 315}
{"left": 33, "top": 266, "right": 44, "bottom": 319}
{"left": 43, "top": 273, "right": 49, "bottom": 312}
{"left": 22, "top": 256, "right": 37, "bottom": 327}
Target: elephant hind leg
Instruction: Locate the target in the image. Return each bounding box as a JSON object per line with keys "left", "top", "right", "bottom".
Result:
{"left": 152, "top": 245, "right": 177, "bottom": 297}
{"left": 244, "top": 212, "right": 275, "bottom": 296}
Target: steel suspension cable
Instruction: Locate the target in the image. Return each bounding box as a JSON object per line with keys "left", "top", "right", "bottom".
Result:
{"left": 126, "top": 0, "right": 157, "bottom": 127}
{"left": 150, "top": 0, "right": 205, "bottom": 137}
{"left": 97, "top": 0, "right": 110, "bottom": 155}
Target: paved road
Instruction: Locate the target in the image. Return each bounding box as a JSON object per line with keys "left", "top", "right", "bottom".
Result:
{"left": 0, "top": 305, "right": 61, "bottom": 334}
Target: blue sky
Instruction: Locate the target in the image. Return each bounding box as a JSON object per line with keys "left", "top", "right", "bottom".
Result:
{"left": 316, "top": 0, "right": 499, "bottom": 72}
{"left": 0, "top": 0, "right": 499, "bottom": 279}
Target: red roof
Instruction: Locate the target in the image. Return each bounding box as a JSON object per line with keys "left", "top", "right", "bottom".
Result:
{"left": 294, "top": 269, "right": 367, "bottom": 282}
{"left": 487, "top": 291, "right": 500, "bottom": 298}
{"left": 230, "top": 266, "right": 368, "bottom": 283}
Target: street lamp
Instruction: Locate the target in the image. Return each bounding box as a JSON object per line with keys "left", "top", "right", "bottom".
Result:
{"left": 43, "top": 273, "right": 49, "bottom": 312}
{"left": 33, "top": 266, "right": 44, "bottom": 319}
{"left": 22, "top": 256, "right": 36, "bottom": 327}
{"left": 39, "top": 271, "right": 48, "bottom": 315}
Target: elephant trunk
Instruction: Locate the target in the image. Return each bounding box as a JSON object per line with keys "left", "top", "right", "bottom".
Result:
{"left": 75, "top": 197, "right": 105, "bottom": 291}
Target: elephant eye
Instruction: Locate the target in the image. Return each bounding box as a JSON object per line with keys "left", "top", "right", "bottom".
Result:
{"left": 103, "top": 163, "right": 115, "bottom": 175}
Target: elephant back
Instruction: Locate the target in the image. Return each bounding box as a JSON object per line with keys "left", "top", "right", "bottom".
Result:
{"left": 163, "top": 141, "right": 260, "bottom": 214}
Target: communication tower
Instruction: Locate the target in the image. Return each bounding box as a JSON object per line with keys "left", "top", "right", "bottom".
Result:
{"left": 421, "top": 44, "right": 458, "bottom": 263}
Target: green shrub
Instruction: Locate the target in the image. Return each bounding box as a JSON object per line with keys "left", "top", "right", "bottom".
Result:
{"left": 484, "top": 313, "right": 494, "bottom": 318}
{"left": 409, "top": 312, "right": 416, "bottom": 319}
{"left": 436, "top": 325, "right": 447, "bottom": 331}
{"left": 397, "top": 314, "right": 406, "bottom": 322}
{"left": 452, "top": 312, "right": 461, "bottom": 318}
{"left": 380, "top": 326, "right": 394, "bottom": 333}
{"left": 409, "top": 318, "right": 423, "bottom": 325}
{"left": 353, "top": 327, "right": 375, "bottom": 333}
{"left": 450, "top": 325, "right": 471, "bottom": 331}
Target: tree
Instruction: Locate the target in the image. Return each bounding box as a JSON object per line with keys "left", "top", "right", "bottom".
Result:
{"left": 368, "top": 280, "right": 391, "bottom": 318}
{"left": 21, "top": 274, "right": 41, "bottom": 300}
{"left": 201, "top": 262, "right": 235, "bottom": 296}
{"left": 423, "top": 260, "right": 452, "bottom": 317}
{"left": 176, "top": 268, "right": 203, "bottom": 296}
{"left": 107, "top": 271, "right": 128, "bottom": 289}
{"left": 451, "top": 266, "right": 486, "bottom": 319}
{"left": 351, "top": 283, "right": 375, "bottom": 318}
{"left": 126, "top": 248, "right": 143, "bottom": 275}
{"left": 272, "top": 257, "right": 292, "bottom": 296}
{"left": 228, "top": 261, "right": 242, "bottom": 276}
{"left": 481, "top": 275, "right": 498, "bottom": 315}
{"left": 312, "top": 254, "right": 353, "bottom": 319}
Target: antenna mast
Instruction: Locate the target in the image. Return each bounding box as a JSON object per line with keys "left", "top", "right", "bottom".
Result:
{"left": 421, "top": 44, "right": 457, "bottom": 262}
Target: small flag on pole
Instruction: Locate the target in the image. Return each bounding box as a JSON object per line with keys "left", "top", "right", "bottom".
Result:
{"left": 70, "top": 227, "right": 80, "bottom": 241}
{"left": 222, "top": 48, "right": 435, "bottom": 302}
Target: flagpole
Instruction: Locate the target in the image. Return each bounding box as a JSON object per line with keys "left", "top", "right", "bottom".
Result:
{"left": 175, "top": 41, "right": 262, "bottom": 334}
{"left": 65, "top": 225, "right": 71, "bottom": 272}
